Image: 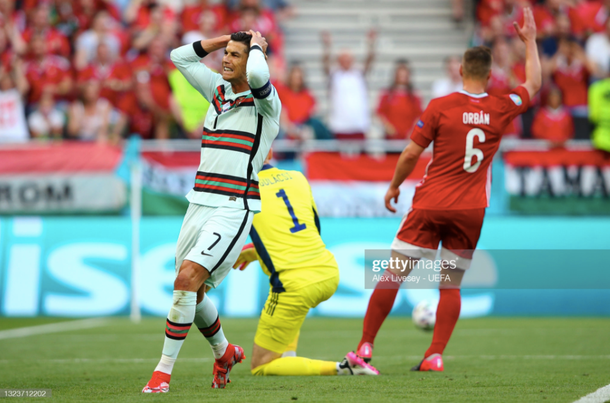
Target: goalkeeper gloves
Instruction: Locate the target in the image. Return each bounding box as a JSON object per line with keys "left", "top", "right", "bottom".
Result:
{"left": 232, "top": 243, "right": 258, "bottom": 271}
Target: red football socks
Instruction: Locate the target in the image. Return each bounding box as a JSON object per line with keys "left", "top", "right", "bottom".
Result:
{"left": 358, "top": 270, "right": 402, "bottom": 350}
{"left": 425, "top": 288, "right": 461, "bottom": 358}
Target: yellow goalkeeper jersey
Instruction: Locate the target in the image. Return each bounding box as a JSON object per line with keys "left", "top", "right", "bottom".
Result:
{"left": 250, "top": 164, "right": 339, "bottom": 292}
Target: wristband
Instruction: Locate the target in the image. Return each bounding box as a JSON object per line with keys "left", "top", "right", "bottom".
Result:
{"left": 193, "top": 41, "right": 209, "bottom": 58}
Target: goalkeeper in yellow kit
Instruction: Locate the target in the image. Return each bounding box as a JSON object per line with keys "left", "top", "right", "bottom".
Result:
{"left": 233, "top": 150, "right": 378, "bottom": 376}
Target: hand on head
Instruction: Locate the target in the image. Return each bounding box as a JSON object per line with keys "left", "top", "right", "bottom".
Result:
{"left": 249, "top": 30, "right": 268, "bottom": 54}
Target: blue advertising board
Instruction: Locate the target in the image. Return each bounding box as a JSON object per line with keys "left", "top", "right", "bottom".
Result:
{"left": 0, "top": 216, "right": 609, "bottom": 318}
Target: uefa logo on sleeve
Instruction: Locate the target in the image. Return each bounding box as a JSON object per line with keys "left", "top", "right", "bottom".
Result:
{"left": 509, "top": 94, "right": 523, "bottom": 106}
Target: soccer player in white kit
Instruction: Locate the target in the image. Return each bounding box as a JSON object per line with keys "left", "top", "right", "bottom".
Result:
{"left": 143, "top": 30, "right": 281, "bottom": 393}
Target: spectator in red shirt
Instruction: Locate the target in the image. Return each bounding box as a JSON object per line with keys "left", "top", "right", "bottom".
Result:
{"left": 541, "top": 12, "right": 572, "bottom": 57}
{"left": 569, "top": 0, "right": 610, "bottom": 37}
{"left": 548, "top": 38, "right": 592, "bottom": 110}
{"left": 53, "top": 0, "right": 81, "bottom": 40}
{"left": 72, "top": 0, "right": 122, "bottom": 32}
{"left": 487, "top": 37, "right": 514, "bottom": 97}
{"left": 74, "top": 11, "right": 122, "bottom": 70}
{"left": 226, "top": 0, "right": 295, "bottom": 23}
{"left": 129, "top": 36, "right": 180, "bottom": 138}
{"left": 478, "top": 0, "right": 528, "bottom": 45}
{"left": 115, "top": 79, "right": 158, "bottom": 139}
{"left": 124, "top": 0, "right": 175, "bottom": 29}
{"left": 67, "top": 79, "right": 114, "bottom": 142}
{"left": 0, "top": 0, "right": 27, "bottom": 34}
{"left": 125, "top": 0, "right": 177, "bottom": 51}
{"left": 78, "top": 42, "right": 132, "bottom": 108}
{"left": 531, "top": 86, "right": 574, "bottom": 146}
{"left": 21, "top": 0, "right": 53, "bottom": 14}
{"left": 129, "top": 1, "right": 178, "bottom": 52}
{"left": 376, "top": 60, "right": 423, "bottom": 139}
{"left": 476, "top": 0, "right": 504, "bottom": 28}
{"left": 0, "top": 17, "right": 26, "bottom": 57}
{"left": 22, "top": 4, "right": 71, "bottom": 58}
{"left": 72, "top": 0, "right": 101, "bottom": 31}
{"left": 182, "top": 9, "right": 221, "bottom": 44}
{"left": 130, "top": 36, "right": 174, "bottom": 112}
{"left": 547, "top": 37, "right": 595, "bottom": 138}
{"left": 277, "top": 64, "right": 331, "bottom": 140}
{"left": 28, "top": 90, "right": 65, "bottom": 140}
{"left": 0, "top": 22, "right": 26, "bottom": 68}
{"left": 532, "top": 0, "right": 557, "bottom": 38}
{"left": 181, "top": 0, "right": 228, "bottom": 34}
{"left": 510, "top": 37, "right": 527, "bottom": 84}
{"left": 229, "top": 0, "right": 283, "bottom": 57}
{"left": 24, "top": 34, "right": 73, "bottom": 106}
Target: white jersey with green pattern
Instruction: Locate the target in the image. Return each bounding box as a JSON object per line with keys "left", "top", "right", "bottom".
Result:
{"left": 170, "top": 42, "right": 281, "bottom": 213}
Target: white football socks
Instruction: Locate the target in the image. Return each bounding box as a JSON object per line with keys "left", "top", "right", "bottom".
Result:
{"left": 194, "top": 293, "right": 228, "bottom": 359}
{"left": 155, "top": 290, "right": 197, "bottom": 375}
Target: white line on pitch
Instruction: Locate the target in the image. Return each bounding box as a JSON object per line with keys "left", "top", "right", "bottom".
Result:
{"left": 0, "top": 357, "right": 213, "bottom": 364}
{"left": 573, "top": 383, "right": 610, "bottom": 403}
{"left": 0, "top": 318, "right": 110, "bottom": 340}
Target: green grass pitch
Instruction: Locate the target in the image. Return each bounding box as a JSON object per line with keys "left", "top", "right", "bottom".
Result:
{"left": 0, "top": 317, "right": 609, "bottom": 402}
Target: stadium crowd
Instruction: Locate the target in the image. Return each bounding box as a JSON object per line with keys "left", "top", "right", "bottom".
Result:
{"left": 0, "top": 0, "right": 293, "bottom": 142}
{"left": 1, "top": 0, "right": 609, "bottom": 152}
{"left": 470, "top": 0, "right": 610, "bottom": 151}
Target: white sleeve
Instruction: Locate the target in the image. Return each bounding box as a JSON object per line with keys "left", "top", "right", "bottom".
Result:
{"left": 170, "top": 43, "right": 221, "bottom": 103}
{"left": 246, "top": 45, "right": 281, "bottom": 121}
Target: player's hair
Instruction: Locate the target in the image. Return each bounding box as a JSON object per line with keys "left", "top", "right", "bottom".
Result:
{"left": 462, "top": 46, "right": 492, "bottom": 80}
{"left": 230, "top": 32, "right": 253, "bottom": 53}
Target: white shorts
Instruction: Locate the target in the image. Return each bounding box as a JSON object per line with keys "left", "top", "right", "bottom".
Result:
{"left": 175, "top": 203, "right": 253, "bottom": 288}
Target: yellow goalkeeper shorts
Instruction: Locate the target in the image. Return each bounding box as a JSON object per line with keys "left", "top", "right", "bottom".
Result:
{"left": 254, "top": 272, "right": 339, "bottom": 354}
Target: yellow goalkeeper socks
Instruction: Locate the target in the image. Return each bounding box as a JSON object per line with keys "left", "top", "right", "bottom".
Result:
{"left": 252, "top": 357, "right": 337, "bottom": 376}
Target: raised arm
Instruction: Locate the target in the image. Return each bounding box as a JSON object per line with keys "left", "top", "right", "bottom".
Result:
{"left": 123, "top": 0, "right": 143, "bottom": 24}
{"left": 247, "top": 30, "right": 281, "bottom": 120}
{"left": 170, "top": 36, "right": 230, "bottom": 102}
{"left": 5, "top": 23, "right": 26, "bottom": 55}
{"left": 11, "top": 59, "right": 29, "bottom": 96}
{"left": 514, "top": 7, "right": 541, "bottom": 100}
{"left": 363, "top": 29, "right": 377, "bottom": 75}
{"left": 321, "top": 31, "right": 332, "bottom": 77}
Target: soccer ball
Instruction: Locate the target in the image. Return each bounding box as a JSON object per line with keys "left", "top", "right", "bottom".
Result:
{"left": 412, "top": 300, "right": 437, "bottom": 331}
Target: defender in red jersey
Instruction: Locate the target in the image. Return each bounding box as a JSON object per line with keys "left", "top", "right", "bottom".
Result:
{"left": 354, "top": 8, "right": 542, "bottom": 371}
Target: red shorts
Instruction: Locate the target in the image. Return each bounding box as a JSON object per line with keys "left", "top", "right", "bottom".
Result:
{"left": 391, "top": 208, "right": 485, "bottom": 269}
